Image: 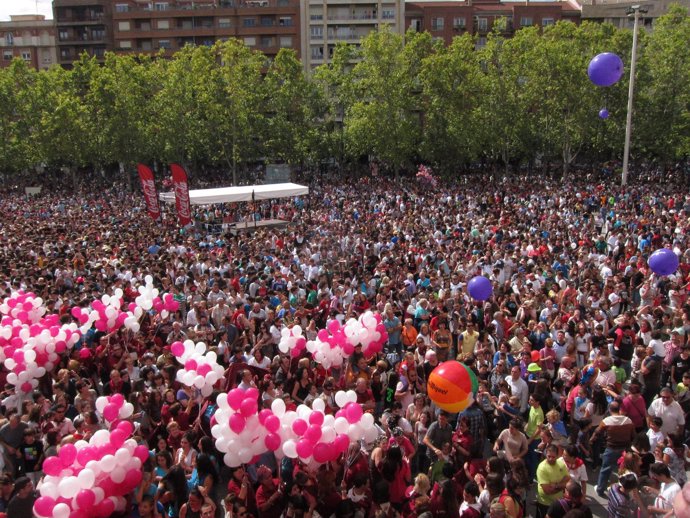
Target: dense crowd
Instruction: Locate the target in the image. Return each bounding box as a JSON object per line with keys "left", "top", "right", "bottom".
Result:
{"left": 0, "top": 169, "right": 689, "bottom": 518}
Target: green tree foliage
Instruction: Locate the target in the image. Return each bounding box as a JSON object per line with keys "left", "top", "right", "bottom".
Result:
{"left": 0, "top": 7, "right": 688, "bottom": 179}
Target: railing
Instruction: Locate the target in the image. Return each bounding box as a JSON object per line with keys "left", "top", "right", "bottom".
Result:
{"left": 112, "top": 0, "right": 295, "bottom": 13}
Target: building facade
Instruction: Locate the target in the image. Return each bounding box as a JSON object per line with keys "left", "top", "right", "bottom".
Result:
{"left": 111, "top": 0, "right": 300, "bottom": 60}
{"left": 300, "top": 0, "right": 406, "bottom": 69}
{"left": 53, "top": 0, "right": 114, "bottom": 66}
{"left": 581, "top": 0, "right": 690, "bottom": 30}
{"left": 0, "top": 15, "right": 57, "bottom": 70}
{"left": 405, "top": 0, "right": 581, "bottom": 48}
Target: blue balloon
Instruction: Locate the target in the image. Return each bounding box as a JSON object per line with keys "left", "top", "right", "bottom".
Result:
{"left": 599, "top": 108, "right": 609, "bottom": 119}
{"left": 588, "top": 53, "right": 624, "bottom": 87}
{"left": 648, "top": 248, "right": 679, "bottom": 276}
{"left": 467, "top": 276, "right": 493, "bottom": 301}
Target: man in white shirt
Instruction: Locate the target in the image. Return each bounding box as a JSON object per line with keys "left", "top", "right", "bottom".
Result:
{"left": 648, "top": 388, "right": 686, "bottom": 436}
{"left": 506, "top": 365, "right": 529, "bottom": 414}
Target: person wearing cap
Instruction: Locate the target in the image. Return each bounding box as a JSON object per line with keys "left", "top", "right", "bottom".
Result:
{"left": 5, "top": 476, "right": 34, "bottom": 518}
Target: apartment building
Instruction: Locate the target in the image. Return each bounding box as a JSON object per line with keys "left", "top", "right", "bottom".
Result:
{"left": 300, "top": 0, "right": 406, "bottom": 68}
{"left": 405, "top": 0, "right": 581, "bottom": 48}
{"left": 53, "top": 0, "right": 113, "bottom": 67}
{"left": 581, "top": 0, "right": 690, "bottom": 30}
{"left": 0, "top": 15, "right": 57, "bottom": 70}
{"left": 111, "top": 0, "right": 300, "bottom": 59}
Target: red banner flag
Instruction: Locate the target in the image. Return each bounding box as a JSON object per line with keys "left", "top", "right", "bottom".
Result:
{"left": 170, "top": 163, "right": 192, "bottom": 227}
{"left": 136, "top": 164, "right": 161, "bottom": 221}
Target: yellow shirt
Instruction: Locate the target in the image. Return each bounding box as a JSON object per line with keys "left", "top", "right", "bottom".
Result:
{"left": 461, "top": 330, "right": 479, "bottom": 355}
{"left": 536, "top": 458, "right": 569, "bottom": 506}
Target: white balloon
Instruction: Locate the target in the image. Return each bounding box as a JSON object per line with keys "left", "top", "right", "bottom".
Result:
{"left": 360, "top": 413, "right": 375, "bottom": 430}
{"left": 311, "top": 398, "right": 325, "bottom": 413}
{"left": 115, "top": 447, "right": 130, "bottom": 466}
{"left": 224, "top": 451, "right": 240, "bottom": 467}
{"left": 58, "top": 476, "right": 80, "bottom": 499}
{"left": 334, "top": 417, "right": 350, "bottom": 434}
{"left": 271, "top": 398, "right": 286, "bottom": 418}
{"left": 238, "top": 448, "right": 252, "bottom": 464}
{"left": 321, "top": 426, "right": 336, "bottom": 443}
{"left": 53, "top": 503, "right": 71, "bottom": 518}
{"left": 93, "top": 486, "right": 105, "bottom": 503}
{"left": 120, "top": 402, "right": 134, "bottom": 418}
{"left": 100, "top": 454, "right": 116, "bottom": 472}
{"left": 39, "top": 481, "right": 59, "bottom": 499}
{"left": 283, "top": 440, "right": 298, "bottom": 458}
{"left": 334, "top": 391, "right": 348, "bottom": 408}
{"left": 292, "top": 325, "right": 302, "bottom": 337}
{"left": 346, "top": 390, "right": 358, "bottom": 404}
{"left": 347, "top": 423, "right": 363, "bottom": 441}
{"left": 111, "top": 466, "right": 126, "bottom": 483}
{"left": 363, "top": 426, "right": 380, "bottom": 443}
{"left": 77, "top": 468, "right": 95, "bottom": 489}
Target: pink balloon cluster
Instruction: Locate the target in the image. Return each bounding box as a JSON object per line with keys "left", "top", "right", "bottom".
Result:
{"left": 171, "top": 340, "right": 224, "bottom": 397}
{"left": 278, "top": 324, "right": 308, "bottom": 358}
{"left": 34, "top": 421, "right": 149, "bottom": 518}
{"left": 212, "top": 387, "right": 381, "bottom": 468}
{"left": 95, "top": 394, "right": 134, "bottom": 423}
{"left": 280, "top": 311, "right": 388, "bottom": 370}
{"left": 0, "top": 292, "right": 81, "bottom": 392}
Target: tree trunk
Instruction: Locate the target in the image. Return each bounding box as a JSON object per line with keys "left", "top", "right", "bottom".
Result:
{"left": 119, "top": 162, "right": 132, "bottom": 192}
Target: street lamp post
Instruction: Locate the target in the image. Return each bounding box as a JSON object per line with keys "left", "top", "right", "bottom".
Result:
{"left": 621, "top": 5, "right": 648, "bottom": 186}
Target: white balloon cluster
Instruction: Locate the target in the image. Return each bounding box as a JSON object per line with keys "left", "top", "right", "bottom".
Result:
{"left": 171, "top": 340, "right": 225, "bottom": 397}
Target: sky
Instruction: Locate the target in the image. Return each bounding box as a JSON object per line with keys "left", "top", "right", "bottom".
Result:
{"left": 0, "top": 0, "right": 53, "bottom": 22}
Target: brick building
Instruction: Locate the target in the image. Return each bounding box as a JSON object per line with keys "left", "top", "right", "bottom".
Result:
{"left": 111, "top": 0, "right": 300, "bottom": 60}
{"left": 405, "top": 0, "right": 581, "bottom": 48}
{"left": 581, "top": 0, "right": 690, "bottom": 30}
{"left": 53, "top": 0, "right": 114, "bottom": 66}
{"left": 0, "top": 15, "right": 57, "bottom": 70}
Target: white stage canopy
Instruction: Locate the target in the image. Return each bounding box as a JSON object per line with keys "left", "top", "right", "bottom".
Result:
{"left": 159, "top": 183, "right": 309, "bottom": 205}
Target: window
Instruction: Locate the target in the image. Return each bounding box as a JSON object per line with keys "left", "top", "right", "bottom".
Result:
{"left": 5, "top": 33, "right": 13, "bottom": 46}
{"left": 92, "top": 29, "right": 106, "bottom": 40}
{"left": 279, "top": 16, "right": 292, "bottom": 26}
{"left": 158, "top": 39, "right": 171, "bottom": 49}
{"left": 60, "top": 49, "right": 71, "bottom": 59}
{"left": 279, "top": 36, "right": 292, "bottom": 47}
{"left": 218, "top": 18, "right": 232, "bottom": 28}
{"left": 410, "top": 19, "right": 422, "bottom": 32}
{"left": 157, "top": 20, "right": 170, "bottom": 29}
{"left": 3, "top": 50, "right": 12, "bottom": 61}
{"left": 310, "top": 26, "right": 323, "bottom": 38}
{"left": 260, "top": 16, "right": 274, "bottom": 26}
{"left": 115, "top": 3, "right": 129, "bottom": 12}
{"left": 118, "top": 21, "right": 131, "bottom": 31}
{"left": 382, "top": 9, "right": 394, "bottom": 20}
{"left": 431, "top": 17, "right": 444, "bottom": 31}
{"left": 140, "top": 40, "right": 152, "bottom": 50}
{"left": 243, "top": 37, "right": 256, "bottom": 46}
{"left": 155, "top": 2, "right": 169, "bottom": 10}
{"left": 311, "top": 46, "right": 323, "bottom": 59}
{"left": 477, "top": 17, "right": 488, "bottom": 31}
{"left": 243, "top": 18, "right": 256, "bottom": 27}
{"left": 119, "top": 40, "right": 132, "bottom": 49}
{"left": 260, "top": 36, "right": 272, "bottom": 47}
{"left": 453, "top": 17, "right": 466, "bottom": 29}
{"left": 21, "top": 52, "right": 30, "bottom": 61}
{"left": 476, "top": 36, "right": 487, "bottom": 49}
{"left": 520, "top": 17, "right": 533, "bottom": 27}
{"left": 59, "top": 30, "right": 69, "bottom": 41}
{"left": 310, "top": 14, "right": 323, "bottom": 21}
{"left": 541, "top": 17, "right": 555, "bottom": 26}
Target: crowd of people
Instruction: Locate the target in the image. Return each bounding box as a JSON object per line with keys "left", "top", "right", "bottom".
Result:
{"left": 0, "top": 169, "right": 689, "bottom": 518}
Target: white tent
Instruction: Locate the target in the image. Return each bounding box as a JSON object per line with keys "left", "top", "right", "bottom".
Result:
{"left": 159, "top": 182, "right": 309, "bottom": 205}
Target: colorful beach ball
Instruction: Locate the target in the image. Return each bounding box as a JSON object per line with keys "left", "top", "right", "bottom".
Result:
{"left": 427, "top": 361, "right": 477, "bottom": 413}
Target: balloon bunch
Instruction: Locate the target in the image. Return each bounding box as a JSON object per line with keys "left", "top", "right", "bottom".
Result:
{"left": 95, "top": 394, "right": 135, "bottom": 423}
{"left": 278, "top": 325, "right": 308, "bottom": 358}
{"left": 342, "top": 311, "right": 387, "bottom": 357}
{"left": 34, "top": 421, "right": 149, "bottom": 518}
{"left": 171, "top": 340, "right": 225, "bottom": 397}
{"left": 155, "top": 292, "right": 180, "bottom": 319}
{"left": 0, "top": 292, "right": 81, "bottom": 392}
{"left": 212, "top": 387, "right": 381, "bottom": 468}
{"left": 72, "top": 290, "right": 129, "bottom": 334}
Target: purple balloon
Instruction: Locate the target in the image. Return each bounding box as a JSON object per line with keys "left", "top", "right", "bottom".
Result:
{"left": 467, "top": 276, "right": 493, "bottom": 301}
{"left": 588, "top": 52, "right": 624, "bottom": 87}
{"left": 599, "top": 108, "right": 609, "bottom": 119}
{"left": 648, "top": 248, "right": 679, "bottom": 276}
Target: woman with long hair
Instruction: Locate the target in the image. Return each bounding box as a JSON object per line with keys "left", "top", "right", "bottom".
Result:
{"left": 430, "top": 478, "right": 459, "bottom": 517}
{"left": 584, "top": 385, "right": 608, "bottom": 468}
{"left": 156, "top": 465, "right": 189, "bottom": 518}
{"left": 194, "top": 453, "right": 220, "bottom": 512}
{"left": 380, "top": 445, "right": 410, "bottom": 509}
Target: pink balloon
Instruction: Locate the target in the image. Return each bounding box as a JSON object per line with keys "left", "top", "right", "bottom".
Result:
{"left": 71, "top": 307, "right": 82, "bottom": 318}
{"left": 124, "top": 468, "right": 143, "bottom": 489}
{"left": 290, "top": 347, "right": 301, "bottom": 358}
{"left": 79, "top": 348, "right": 92, "bottom": 359}
{"left": 197, "top": 363, "right": 211, "bottom": 377}
{"left": 110, "top": 393, "right": 125, "bottom": 407}
{"left": 42, "top": 456, "right": 63, "bottom": 476}
{"left": 34, "top": 495, "right": 55, "bottom": 517}
{"left": 292, "top": 418, "right": 308, "bottom": 436}
{"left": 313, "top": 442, "right": 330, "bottom": 463}
{"left": 334, "top": 434, "right": 350, "bottom": 453}
{"left": 20, "top": 382, "right": 32, "bottom": 393}
{"left": 229, "top": 413, "right": 246, "bottom": 434}
{"left": 264, "top": 414, "right": 280, "bottom": 433}
{"left": 170, "top": 341, "right": 184, "bottom": 356}
{"left": 76, "top": 489, "right": 95, "bottom": 510}
{"left": 258, "top": 409, "right": 272, "bottom": 425}
{"left": 239, "top": 398, "right": 257, "bottom": 417}
{"left": 327, "top": 320, "right": 341, "bottom": 334}
{"left": 70, "top": 508, "right": 89, "bottom": 518}
{"left": 103, "top": 403, "right": 119, "bottom": 422}
{"left": 227, "top": 389, "right": 244, "bottom": 410}
{"left": 246, "top": 387, "right": 259, "bottom": 400}
{"left": 308, "top": 412, "right": 324, "bottom": 426}
{"left": 295, "top": 439, "right": 313, "bottom": 458}
{"left": 16, "top": 310, "right": 28, "bottom": 322}
{"left": 264, "top": 433, "right": 281, "bottom": 451}
{"left": 304, "top": 425, "right": 322, "bottom": 443}
{"left": 296, "top": 337, "right": 306, "bottom": 349}
{"left": 134, "top": 445, "right": 150, "bottom": 463}
{"left": 346, "top": 403, "right": 363, "bottom": 424}
{"left": 117, "top": 420, "right": 134, "bottom": 436}
{"left": 95, "top": 498, "right": 115, "bottom": 518}
{"left": 76, "top": 446, "right": 95, "bottom": 466}
{"left": 184, "top": 359, "right": 198, "bottom": 371}
{"left": 109, "top": 429, "right": 127, "bottom": 448}
{"left": 317, "top": 329, "right": 329, "bottom": 341}
{"left": 342, "top": 342, "right": 355, "bottom": 355}
{"left": 59, "top": 443, "right": 77, "bottom": 466}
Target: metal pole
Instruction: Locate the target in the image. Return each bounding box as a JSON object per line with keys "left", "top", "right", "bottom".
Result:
{"left": 621, "top": 7, "right": 642, "bottom": 186}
